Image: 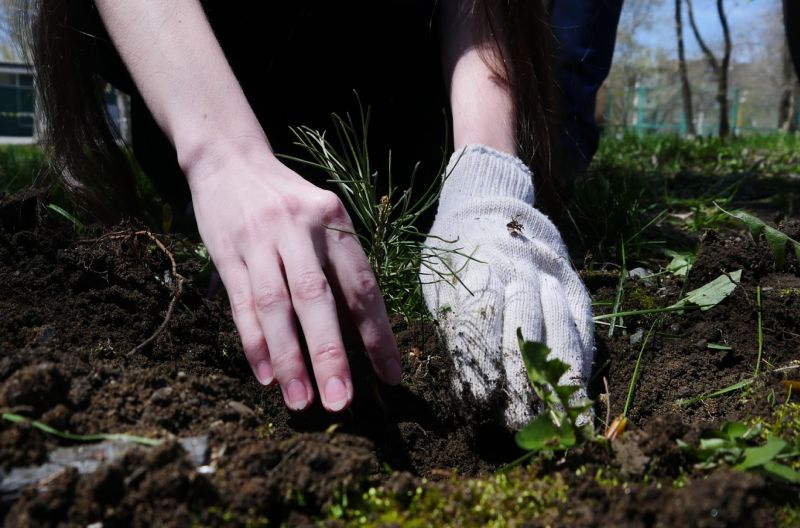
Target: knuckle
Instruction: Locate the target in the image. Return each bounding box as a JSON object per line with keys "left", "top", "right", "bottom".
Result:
{"left": 351, "top": 269, "right": 380, "bottom": 304}
{"left": 311, "top": 341, "right": 344, "bottom": 365}
{"left": 292, "top": 271, "right": 330, "bottom": 303}
{"left": 228, "top": 290, "right": 253, "bottom": 318}
{"left": 361, "top": 333, "right": 384, "bottom": 355}
{"left": 212, "top": 254, "right": 238, "bottom": 277}
{"left": 316, "top": 191, "right": 347, "bottom": 224}
{"left": 239, "top": 333, "right": 265, "bottom": 357}
{"left": 269, "top": 349, "right": 303, "bottom": 378}
{"left": 254, "top": 285, "right": 290, "bottom": 314}
{"left": 276, "top": 194, "right": 303, "bottom": 217}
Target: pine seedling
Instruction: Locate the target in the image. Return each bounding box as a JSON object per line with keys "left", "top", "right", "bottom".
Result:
{"left": 284, "top": 104, "right": 473, "bottom": 321}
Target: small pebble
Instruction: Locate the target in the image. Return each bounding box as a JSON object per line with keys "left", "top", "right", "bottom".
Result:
{"left": 197, "top": 465, "right": 215, "bottom": 475}
{"left": 629, "top": 328, "right": 644, "bottom": 345}
{"left": 228, "top": 400, "right": 255, "bottom": 418}
{"left": 149, "top": 386, "right": 174, "bottom": 405}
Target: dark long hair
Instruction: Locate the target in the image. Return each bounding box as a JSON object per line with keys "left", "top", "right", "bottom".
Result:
{"left": 472, "top": 0, "right": 560, "bottom": 211}
{"left": 20, "top": 0, "right": 140, "bottom": 220}
{"left": 22, "top": 1, "right": 559, "bottom": 219}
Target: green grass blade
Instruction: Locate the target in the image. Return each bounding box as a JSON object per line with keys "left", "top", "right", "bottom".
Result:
{"left": 622, "top": 319, "right": 657, "bottom": 418}
{"left": 46, "top": 204, "right": 85, "bottom": 233}
{"left": 675, "top": 378, "right": 754, "bottom": 406}
{"left": 608, "top": 237, "right": 627, "bottom": 337}
{"left": 2, "top": 412, "right": 161, "bottom": 446}
{"left": 754, "top": 286, "right": 763, "bottom": 377}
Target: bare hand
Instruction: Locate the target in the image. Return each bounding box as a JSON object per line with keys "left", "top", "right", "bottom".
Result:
{"left": 186, "top": 141, "right": 401, "bottom": 412}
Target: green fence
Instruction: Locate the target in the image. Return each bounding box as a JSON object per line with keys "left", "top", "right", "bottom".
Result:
{"left": 606, "top": 85, "right": 800, "bottom": 137}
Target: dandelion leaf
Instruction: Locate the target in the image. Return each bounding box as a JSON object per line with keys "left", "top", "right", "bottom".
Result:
{"left": 761, "top": 461, "right": 800, "bottom": 484}
{"left": 735, "top": 436, "right": 787, "bottom": 471}
{"left": 515, "top": 414, "right": 560, "bottom": 451}
{"left": 515, "top": 329, "right": 592, "bottom": 452}
{"left": 517, "top": 335, "right": 569, "bottom": 387}
{"left": 720, "top": 421, "right": 749, "bottom": 441}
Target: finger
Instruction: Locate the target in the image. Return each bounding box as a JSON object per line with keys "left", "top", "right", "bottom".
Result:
{"left": 501, "top": 276, "right": 542, "bottom": 428}
{"left": 551, "top": 259, "right": 595, "bottom": 356}
{"left": 245, "top": 247, "right": 313, "bottom": 412}
{"left": 441, "top": 266, "right": 503, "bottom": 400}
{"left": 281, "top": 233, "right": 352, "bottom": 413}
{"left": 216, "top": 258, "right": 274, "bottom": 386}
{"left": 539, "top": 273, "right": 589, "bottom": 386}
{"left": 506, "top": 235, "right": 591, "bottom": 354}
{"left": 325, "top": 231, "right": 401, "bottom": 385}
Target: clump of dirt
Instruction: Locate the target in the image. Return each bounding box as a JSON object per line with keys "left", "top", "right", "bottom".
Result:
{"left": 596, "top": 226, "right": 799, "bottom": 429}
{"left": 1, "top": 193, "right": 798, "bottom": 525}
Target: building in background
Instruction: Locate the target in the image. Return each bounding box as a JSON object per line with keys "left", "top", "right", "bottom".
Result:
{"left": 0, "top": 60, "right": 130, "bottom": 144}
{"left": 0, "top": 60, "right": 34, "bottom": 140}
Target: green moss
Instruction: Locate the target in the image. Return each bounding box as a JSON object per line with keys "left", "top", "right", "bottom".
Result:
{"left": 323, "top": 465, "right": 568, "bottom": 527}
{"left": 625, "top": 285, "right": 656, "bottom": 310}
{"left": 749, "top": 402, "right": 800, "bottom": 471}
{"left": 752, "top": 403, "right": 800, "bottom": 441}
{"left": 779, "top": 501, "right": 800, "bottom": 528}
{"left": 778, "top": 288, "right": 800, "bottom": 298}
{"left": 586, "top": 465, "right": 621, "bottom": 488}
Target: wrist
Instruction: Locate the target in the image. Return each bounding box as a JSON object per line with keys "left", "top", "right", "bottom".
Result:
{"left": 441, "top": 145, "right": 534, "bottom": 206}
{"left": 178, "top": 134, "right": 277, "bottom": 188}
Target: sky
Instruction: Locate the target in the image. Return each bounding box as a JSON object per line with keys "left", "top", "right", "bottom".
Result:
{"left": 635, "top": 0, "right": 781, "bottom": 61}
{"left": 0, "top": 1, "right": 784, "bottom": 64}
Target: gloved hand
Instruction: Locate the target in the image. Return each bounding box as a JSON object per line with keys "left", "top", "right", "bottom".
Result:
{"left": 421, "top": 145, "right": 594, "bottom": 430}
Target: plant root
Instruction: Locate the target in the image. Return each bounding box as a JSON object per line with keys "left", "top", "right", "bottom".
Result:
{"left": 127, "top": 231, "right": 184, "bottom": 355}
{"left": 97, "top": 229, "right": 185, "bottom": 355}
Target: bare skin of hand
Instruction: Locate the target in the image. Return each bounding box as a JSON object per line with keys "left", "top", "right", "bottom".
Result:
{"left": 186, "top": 139, "right": 402, "bottom": 412}
{"left": 94, "top": 0, "right": 401, "bottom": 413}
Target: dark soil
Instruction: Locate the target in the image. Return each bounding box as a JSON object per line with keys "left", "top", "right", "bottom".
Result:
{"left": 1, "top": 193, "right": 798, "bottom": 527}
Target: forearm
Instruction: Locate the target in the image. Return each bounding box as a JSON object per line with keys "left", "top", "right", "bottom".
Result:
{"left": 441, "top": 0, "right": 516, "bottom": 155}
{"left": 94, "top": 0, "right": 271, "bottom": 178}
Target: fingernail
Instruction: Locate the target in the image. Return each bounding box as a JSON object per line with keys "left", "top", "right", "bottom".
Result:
{"left": 286, "top": 379, "right": 308, "bottom": 411}
{"left": 383, "top": 358, "right": 401, "bottom": 385}
{"left": 256, "top": 360, "right": 273, "bottom": 385}
{"left": 325, "top": 376, "right": 348, "bottom": 412}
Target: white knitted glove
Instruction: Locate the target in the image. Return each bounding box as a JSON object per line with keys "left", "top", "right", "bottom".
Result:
{"left": 421, "top": 145, "right": 594, "bottom": 430}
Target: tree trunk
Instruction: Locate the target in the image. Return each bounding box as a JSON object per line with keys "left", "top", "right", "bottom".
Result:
{"left": 687, "top": 0, "right": 732, "bottom": 138}
{"left": 675, "top": 0, "right": 696, "bottom": 136}
{"left": 716, "top": 0, "right": 732, "bottom": 138}
{"left": 779, "top": 42, "right": 799, "bottom": 132}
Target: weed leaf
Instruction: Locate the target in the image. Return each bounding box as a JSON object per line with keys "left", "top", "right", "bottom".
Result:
{"left": 664, "top": 250, "right": 694, "bottom": 276}
{"left": 736, "top": 436, "right": 787, "bottom": 470}
{"left": 761, "top": 461, "right": 800, "bottom": 484}
{"left": 717, "top": 205, "right": 800, "bottom": 269}
{"left": 516, "top": 415, "right": 562, "bottom": 451}
{"left": 670, "top": 269, "right": 742, "bottom": 313}
{"left": 680, "top": 419, "right": 800, "bottom": 483}
{"left": 515, "top": 329, "right": 593, "bottom": 453}
{"left": 720, "top": 421, "right": 750, "bottom": 441}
